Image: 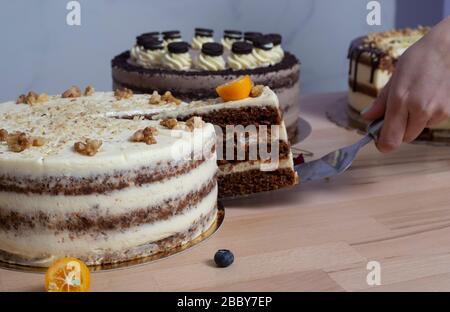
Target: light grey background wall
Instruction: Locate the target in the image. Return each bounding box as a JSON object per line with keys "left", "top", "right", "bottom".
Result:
{"left": 0, "top": 0, "right": 442, "bottom": 102}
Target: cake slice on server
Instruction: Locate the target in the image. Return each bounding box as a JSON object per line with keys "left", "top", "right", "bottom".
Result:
{"left": 346, "top": 27, "right": 450, "bottom": 140}
{"left": 150, "top": 76, "right": 299, "bottom": 198}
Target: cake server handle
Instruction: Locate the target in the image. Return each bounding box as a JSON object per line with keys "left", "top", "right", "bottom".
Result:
{"left": 367, "top": 117, "right": 384, "bottom": 141}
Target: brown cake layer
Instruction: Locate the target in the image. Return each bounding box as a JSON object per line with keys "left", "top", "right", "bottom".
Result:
{"left": 120, "top": 106, "right": 283, "bottom": 130}
{"left": 217, "top": 140, "right": 291, "bottom": 165}
{"left": 0, "top": 153, "right": 213, "bottom": 196}
{"left": 174, "top": 106, "right": 283, "bottom": 129}
{"left": 0, "top": 180, "right": 216, "bottom": 233}
{"left": 0, "top": 205, "right": 218, "bottom": 266}
{"left": 218, "top": 168, "right": 298, "bottom": 198}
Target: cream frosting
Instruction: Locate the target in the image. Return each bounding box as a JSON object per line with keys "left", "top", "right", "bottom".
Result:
{"left": 195, "top": 53, "right": 226, "bottom": 71}
{"left": 0, "top": 188, "right": 218, "bottom": 266}
{"left": 152, "top": 86, "right": 279, "bottom": 119}
{"left": 162, "top": 52, "right": 192, "bottom": 70}
{"left": 272, "top": 45, "right": 285, "bottom": 63}
{"left": 0, "top": 156, "right": 217, "bottom": 216}
{"left": 252, "top": 48, "right": 277, "bottom": 67}
{"left": 227, "top": 52, "right": 258, "bottom": 70}
{"left": 221, "top": 37, "right": 239, "bottom": 50}
{"left": 191, "top": 36, "right": 214, "bottom": 50}
{"left": 130, "top": 45, "right": 165, "bottom": 68}
{"left": 218, "top": 156, "right": 294, "bottom": 176}
{"left": 0, "top": 92, "right": 216, "bottom": 177}
{"left": 163, "top": 37, "right": 182, "bottom": 48}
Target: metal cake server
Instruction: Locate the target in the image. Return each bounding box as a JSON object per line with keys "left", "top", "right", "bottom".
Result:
{"left": 223, "top": 118, "right": 383, "bottom": 200}
{"left": 294, "top": 118, "right": 384, "bottom": 183}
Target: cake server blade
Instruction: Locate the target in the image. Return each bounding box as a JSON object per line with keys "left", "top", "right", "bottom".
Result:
{"left": 294, "top": 118, "right": 383, "bottom": 183}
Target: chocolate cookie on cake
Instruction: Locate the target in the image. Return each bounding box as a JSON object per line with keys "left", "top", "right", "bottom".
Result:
{"left": 347, "top": 27, "right": 450, "bottom": 141}
{"left": 111, "top": 28, "right": 301, "bottom": 140}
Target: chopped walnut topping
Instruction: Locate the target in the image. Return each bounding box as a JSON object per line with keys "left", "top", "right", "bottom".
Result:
{"left": 114, "top": 88, "right": 133, "bottom": 100}
{"left": 26, "top": 91, "right": 39, "bottom": 105}
{"left": 32, "top": 137, "right": 46, "bottom": 147}
{"left": 16, "top": 94, "right": 26, "bottom": 104}
{"left": 16, "top": 91, "right": 49, "bottom": 105}
{"left": 160, "top": 118, "right": 178, "bottom": 129}
{"left": 0, "top": 129, "right": 8, "bottom": 142}
{"left": 36, "top": 93, "right": 49, "bottom": 103}
{"left": 6, "top": 132, "right": 32, "bottom": 153}
{"left": 84, "top": 85, "right": 95, "bottom": 96}
{"left": 185, "top": 116, "right": 205, "bottom": 131}
{"left": 131, "top": 127, "right": 158, "bottom": 145}
{"left": 74, "top": 139, "right": 102, "bottom": 156}
{"left": 62, "top": 86, "right": 81, "bottom": 98}
{"left": 149, "top": 91, "right": 162, "bottom": 105}
{"left": 250, "top": 85, "right": 264, "bottom": 97}
{"left": 161, "top": 91, "right": 182, "bottom": 105}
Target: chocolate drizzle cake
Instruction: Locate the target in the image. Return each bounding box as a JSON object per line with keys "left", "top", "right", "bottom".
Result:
{"left": 346, "top": 27, "right": 450, "bottom": 141}
{"left": 112, "top": 28, "right": 301, "bottom": 141}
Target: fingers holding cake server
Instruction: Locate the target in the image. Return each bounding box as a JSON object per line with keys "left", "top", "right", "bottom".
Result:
{"left": 361, "top": 18, "right": 450, "bottom": 153}
{"left": 362, "top": 74, "right": 450, "bottom": 153}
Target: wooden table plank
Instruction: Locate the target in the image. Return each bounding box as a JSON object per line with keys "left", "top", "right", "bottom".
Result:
{"left": 3, "top": 92, "right": 450, "bottom": 291}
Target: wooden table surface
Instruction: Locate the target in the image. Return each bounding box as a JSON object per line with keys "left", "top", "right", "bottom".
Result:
{"left": 3, "top": 92, "right": 450, "bottom": 292}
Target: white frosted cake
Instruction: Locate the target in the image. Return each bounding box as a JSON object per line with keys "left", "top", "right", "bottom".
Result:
{"left": 0, "top": 84, "right": 298, "bottom": 266}
{"left": 0, "top": 86, "right": 218, "bottom": 266}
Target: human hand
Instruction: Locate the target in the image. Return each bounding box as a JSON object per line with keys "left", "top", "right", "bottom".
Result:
{"left": 362, "top": 17, "right": 450, "bottom": 153}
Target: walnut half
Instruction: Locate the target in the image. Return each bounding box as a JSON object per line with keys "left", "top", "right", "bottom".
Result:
{"left": 84, "top": 85, "right": 95, "bottom": 96}
{"left": 131, "top": 127, "right": 158, "bottom": 145}
{"left": 250, "top": 85, "right": 264, "bottom": 98}
{"left": 62, "top": 85, "right": 82, "bottom": 98}
{"left": 16, "top": 91, "right": 49, "bottom": 105}
{"left": 161, "top": 91, "right": 182, "bottom": 105}
{"left": 160, "top": 118, "right": 178, "bottom": 129}
{"left": 74, "top": 139, "right": 102, "bottom": 156}
{"left": 0, "top": 129, "right": 8, "bottom": 142}
{"left": 114, "top": 88, "right": 133, "bottom": 100}
{"left": 6, "top": 132, "right": 32, "bottom": 153}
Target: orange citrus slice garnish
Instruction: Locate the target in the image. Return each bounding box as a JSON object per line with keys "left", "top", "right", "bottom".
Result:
{"left": 45, "top": 257, "right": 91, "bottom": 292}
{"left": 216, "top": 75, "right": 253, "bottom": 101}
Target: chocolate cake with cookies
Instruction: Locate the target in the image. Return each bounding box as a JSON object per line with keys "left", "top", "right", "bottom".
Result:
{"left": 111, "top": 28, "right": 301, "bottom": 140}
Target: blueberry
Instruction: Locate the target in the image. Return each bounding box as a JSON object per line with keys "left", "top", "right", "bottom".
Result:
{"left": 214, "top": 249, "right": 234, "bottom": 268}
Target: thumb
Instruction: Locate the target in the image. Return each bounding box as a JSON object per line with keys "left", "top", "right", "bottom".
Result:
{"left": 361, "top": 80, "right": 391, "bottom": 121}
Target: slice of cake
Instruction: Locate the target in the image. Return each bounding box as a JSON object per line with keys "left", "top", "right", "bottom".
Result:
{"left": 111, "top": 28, "right": 301, "bottom": 141}
{"left": 150, "top": 80, "right": 298, "bottom": 198}
{"left": 347, "top": 27, "right": 450, "bottom": 140}
{"left": 0, "top": 87, "right": 218, "bottom": 267}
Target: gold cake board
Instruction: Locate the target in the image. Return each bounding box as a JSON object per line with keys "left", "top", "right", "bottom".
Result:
{"left": 0, "top": 203, "right": 225, "bottom": 273}
{"left": 326, "top": 93, "right": 450, "bottom": 147}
